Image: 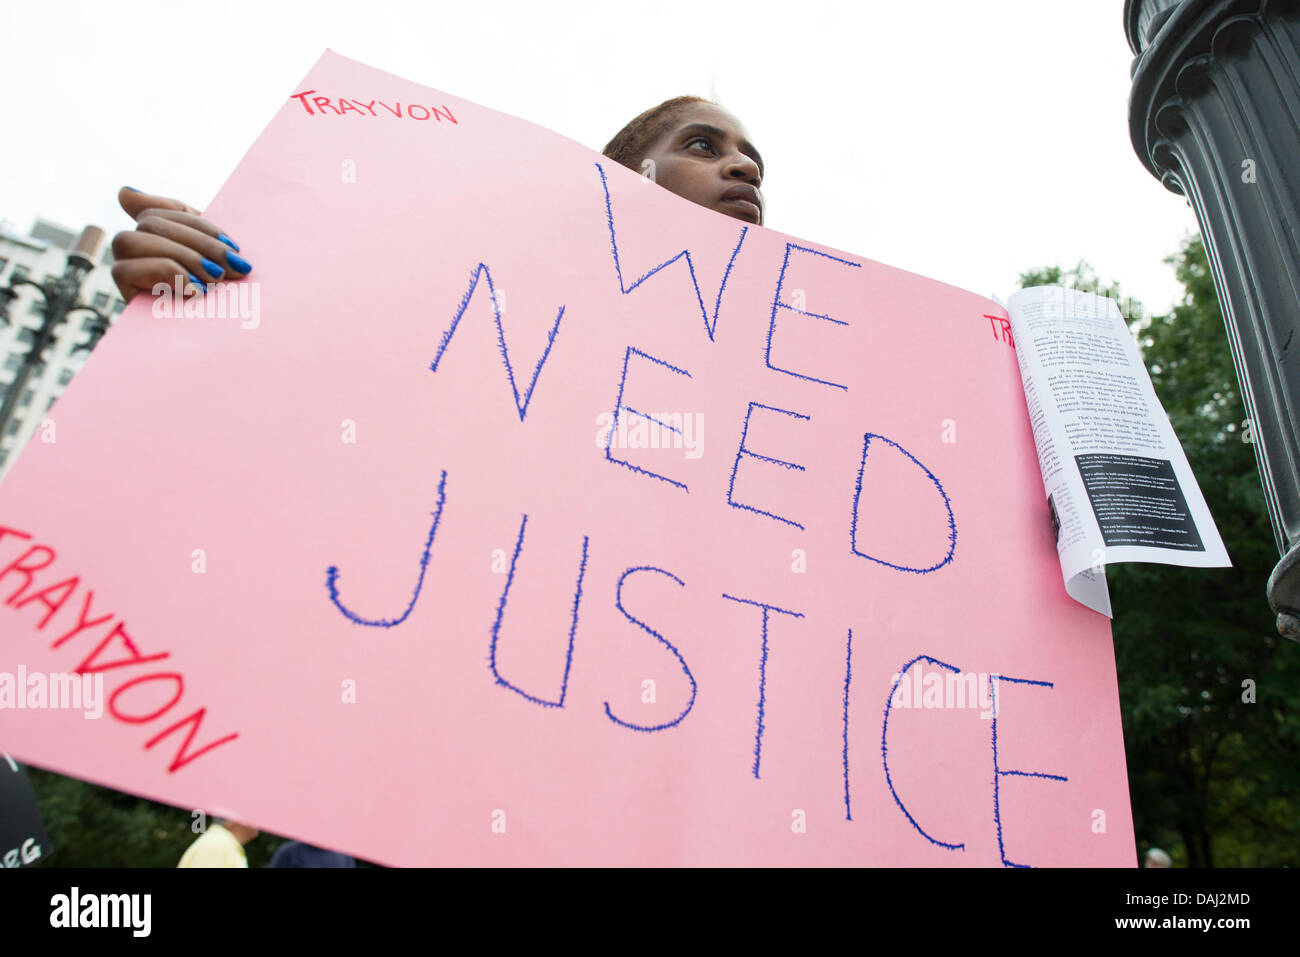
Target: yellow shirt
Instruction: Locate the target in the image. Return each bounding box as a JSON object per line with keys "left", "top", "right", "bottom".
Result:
{"left": 177, "top": 824, "right": 248, "bottom": 868}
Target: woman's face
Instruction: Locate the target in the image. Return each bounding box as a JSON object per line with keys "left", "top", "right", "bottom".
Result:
{"left": 641, "top": 103, "right": 765, "bottom": 226}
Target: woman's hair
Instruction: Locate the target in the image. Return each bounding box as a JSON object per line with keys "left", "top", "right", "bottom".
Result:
{"left": 601, "top": 95, "right": 714, "bottom": 172}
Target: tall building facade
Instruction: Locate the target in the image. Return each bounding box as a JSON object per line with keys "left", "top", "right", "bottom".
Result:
{"left": 0, "top": 219, "right": 123, "bottom": 478}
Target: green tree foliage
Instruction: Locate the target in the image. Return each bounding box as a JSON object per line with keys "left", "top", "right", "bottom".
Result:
{"left": 1020, "top": 238, "right": 1300, "bottom": 866}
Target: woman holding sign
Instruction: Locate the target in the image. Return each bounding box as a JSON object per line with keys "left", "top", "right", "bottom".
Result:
{"left": 108, "top": 96, "right": 763, "bottom": 301}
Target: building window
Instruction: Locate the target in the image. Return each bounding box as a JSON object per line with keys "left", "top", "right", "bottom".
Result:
{"left": 42, "top": 274, "right": 58, "bottom": 286}
{"left": 0, "top": 449, "right": 7, "bottom": 466}
{"left": 56, "top": 368, "right": 75, "bottom": 387}
{"left": 45, "top": 396, "right": 55, "bottom": 412}
{"left": 28, "top": 298, "right": 44, "bottom": 317}
{"left": 81, "top": 315, "right": 99, "bottom": 332}
{"left": 4, "top": 354, "right": 21, "bottom": 372}
{"left": 112, "top": 299, "right": 125, "bottom": 314}
{"left": 11, "top": 264, "right": 29, "bottom": 281}
{"left": 0, "top": 256, "right": 8, "bottom": 276}
{"left": 5, "top": 418, "right": 20, "bottom": 437}
{"left": 17, "top": 389, "right": 31, "bottom": 407}
{"left": 92, "top": 291, "right": 109, "bottom": 309}
{"left": 17, "top": 328, "right": 36, "bottom": 345}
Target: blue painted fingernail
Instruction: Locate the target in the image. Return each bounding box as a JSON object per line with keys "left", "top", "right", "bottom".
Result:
{"left": 225, "top": 252, "right": 252, "bottom": 275}
{"left": 217, "top": 234, "right": 240, "bottom": 252}
{"left": 187, "top": 273, "right": 207, "bottom": 293}
{"left": 124, "top": 186, "right": 141, "bottom": 192}
{"left": 200, "top": 257, "right": 225, "bottom": 280}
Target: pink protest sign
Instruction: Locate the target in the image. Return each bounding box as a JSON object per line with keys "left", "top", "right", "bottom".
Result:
{"left": 0, "top": 50, "right": 1133, "bottom": 866}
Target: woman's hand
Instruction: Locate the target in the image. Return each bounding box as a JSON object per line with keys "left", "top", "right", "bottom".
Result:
{"left": 109, "top": 187, "right": 252, "bottom": 302}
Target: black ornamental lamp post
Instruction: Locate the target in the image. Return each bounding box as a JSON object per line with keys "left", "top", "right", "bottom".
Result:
{"left": 0, "top": 226, "right": 111, "bottom": 441}
{"left": 1126, "top": 0, "right": 1300, "bottom": 639}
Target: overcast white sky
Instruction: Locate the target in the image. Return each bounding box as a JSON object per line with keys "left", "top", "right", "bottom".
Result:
{"left": 0, "top": 0, "right": 1199, "bottom": 313}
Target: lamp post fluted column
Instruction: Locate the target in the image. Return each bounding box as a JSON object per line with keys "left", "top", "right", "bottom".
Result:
{"left": 1126, "top": 0, "right": 1300, "bottom": 638}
